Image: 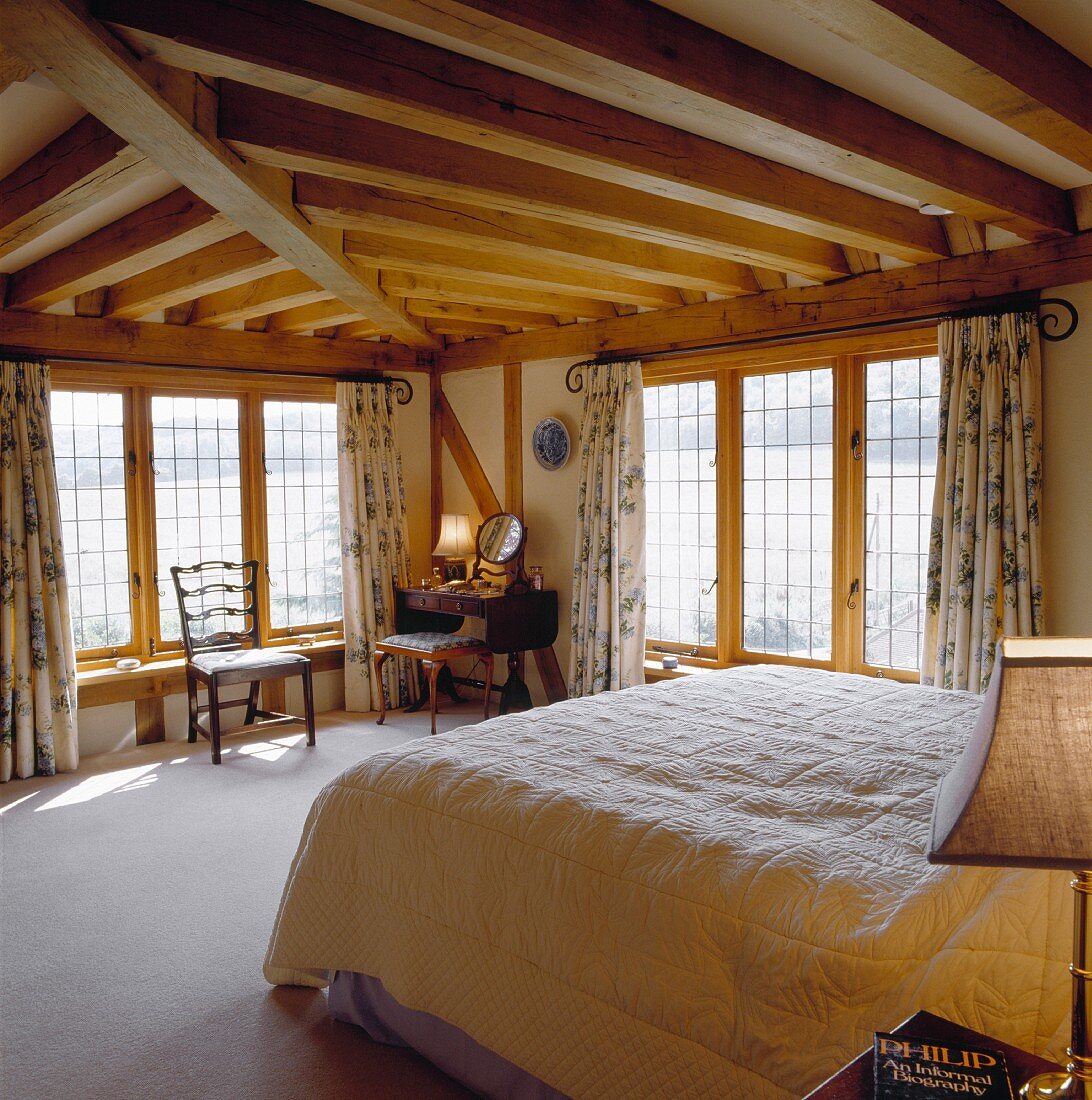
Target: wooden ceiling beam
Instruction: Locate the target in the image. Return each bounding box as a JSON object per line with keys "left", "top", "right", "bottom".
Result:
{"left": 295, "top": 175, "right": 760, "bottom": 296}
{"left": 0, "top": 113, "right": 157, "bottom": 260}
{"left": 378, "top": 272, "right": 618, "bottom": 319}
{"left": 345, "top": 233, "right": 684, "bottom": 310}
{"left": 94, "top": 0, "right": 948, "bottom": 262}
{"left": 0, "top": 308, "right": 432, "bottom": 373}
{"left": 438, "top": 230, "right": 1092, "bottom": 371}
{"left": 267, "top": 300, "right": 366, "bottom": 334}
{"left": 406, "top": 300, "right": 559, "bottom": 329}
{"left": 189, "top": 271, "right": 330, "bottom": 328}
{"left": 219, "top": 84, "right": 852, "bottom": 281}
{"left": 428, "top": 318, "right": 509, "bottom": 337}
{"left": 5, "top": 188, "right": 234, "bottom": 311}
{"left": 352, "top": 0, "right": 1074, "bottom": 240}
{"left": 779, "top": 0, "right": 1092, "bottom": 173}
{"left": 2, "top": 0, "right": 435, "bottom": 347}
{"left": 104, "top": 232, "right": 291, "bottom": 319}
{"left": 0, "top": 43, "right": 34, "bottom": 93}
{"left": 335, "top": 320, "right": 385, "bottom": 340}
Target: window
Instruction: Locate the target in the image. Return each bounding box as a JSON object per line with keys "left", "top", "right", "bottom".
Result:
{"left": 644, "top": 379, "right": 717, "bottom": 654}
{"left": 643, "top": 333, "right": 939, "bottom": 681}
{"left": 741, "top": 367, "right": 833, "bottom": 659}
{"left": 263, "top": 400, "right": 342, "bottom": 633}
{"left": 152, "top": 396, "right": 243, "bottom": 642}
{"left": 862, "top": 355, "right": 940, "bottom": 672}
{"left": 52, "top": 389, "right": 136, "bottom": 655}
{"left": 49, "top": 371, "right": 344, "bottom": 665}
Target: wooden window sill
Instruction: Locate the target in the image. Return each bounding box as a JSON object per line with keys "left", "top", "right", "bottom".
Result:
{"left": 76, "top": 639, "right": 345, "bottom": 707}
{"left": 644, "top": 659, "right": 731, "bottom": 683}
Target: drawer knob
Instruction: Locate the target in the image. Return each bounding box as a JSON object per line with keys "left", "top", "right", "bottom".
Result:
{"left": 455, "top": 601, "right": 463, "bottom": 610}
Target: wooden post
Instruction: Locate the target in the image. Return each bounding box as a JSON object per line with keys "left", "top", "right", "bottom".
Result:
{"left": 429, "top": 370, "right": 443, "bottom": 567}
{"left": 503, "top": 361, "right": 523, "bottom": 518}
{"left": 134, "top": 695, "right": 165, "bottom": 744}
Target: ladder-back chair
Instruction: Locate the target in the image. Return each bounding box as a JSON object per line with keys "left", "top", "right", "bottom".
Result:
{"left": 171, "top": 560, "right": 315, "bottom": 764}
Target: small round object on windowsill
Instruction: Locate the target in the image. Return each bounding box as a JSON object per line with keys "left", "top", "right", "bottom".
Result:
{"left": 115, "top": 657, "right": 142, "bottom": 671}
{"left": 661, "top": 654, "right": 679, "bottom": 670}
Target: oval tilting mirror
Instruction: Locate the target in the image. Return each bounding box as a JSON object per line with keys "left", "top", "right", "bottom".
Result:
{"left": 477, "top": 512, "right": 524, "bottom": 564}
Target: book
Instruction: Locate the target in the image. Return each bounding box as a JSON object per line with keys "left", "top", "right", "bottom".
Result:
{"left": 874, "top": 1032, "right": 1015, "bottom": 1099}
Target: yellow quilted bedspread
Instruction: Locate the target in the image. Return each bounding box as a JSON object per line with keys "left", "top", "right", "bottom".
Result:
{"left": 264, "top": 666, "right": 1069, "bottom": 1098}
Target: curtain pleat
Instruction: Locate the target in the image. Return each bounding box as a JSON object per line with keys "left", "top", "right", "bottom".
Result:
{"left": 567, "top": 360, "right": 646, "bottom": 696}
{"left": 921, "top": 313, "right": 1043, "bottom": 693}
{"left": 337, "top": 382, "right": 416, "bottom": 712}
{"left": 1, "top": 359, "right": 79, "bottom": 781}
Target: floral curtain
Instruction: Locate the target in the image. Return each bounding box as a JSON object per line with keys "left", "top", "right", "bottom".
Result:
{"left": 337, "top": 381, "right": 416, "bottom": 713}
{"left": 568, "top": 359, "right": 647, "bottom": 697}
{"left": 921, "top": 312, "right": 1043, "bottom": 693}
{"left": 1, "top": 359, "right": 79, "bottom": 782}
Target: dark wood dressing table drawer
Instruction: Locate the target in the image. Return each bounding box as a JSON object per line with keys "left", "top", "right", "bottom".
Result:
{"left": 440, "top": 594, "right": 484, "bottom": 616}
{"left": 405, "top": 592, "right": 442, "bottom": 612}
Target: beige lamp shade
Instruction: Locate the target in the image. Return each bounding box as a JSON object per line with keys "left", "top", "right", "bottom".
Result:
{"left": 928, "top": 637, "right": 1092, "bottom": 871}
{"left": 432, "top": 514, "right": 475, "bottom": 558}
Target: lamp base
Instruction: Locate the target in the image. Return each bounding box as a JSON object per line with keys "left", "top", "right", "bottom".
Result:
{"left": 442, "top": 557, "right": 467, "bottom": 582}
{"left": 1020, "top": 1072, "right": 1088, "bottom": 1099}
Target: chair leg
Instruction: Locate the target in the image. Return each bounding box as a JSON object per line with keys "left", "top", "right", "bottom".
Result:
{"left": 424, "top": 659, "right": 443, "bottom": 736}
{"left": 301, "top": 665, "right": 316, "bottom": 747}
{"left": 185, "top": 670, "right": 198, "bottom": 744}
{"left": 243, "top": 680, "right": 260, "bottom": 726}
{"left": 482, "top": 652, "right": 494, "bottom": 721}
{"left": 207, "top": 678, "right": 222, "bottom": 765}
{"left": 373, "top": 651, "right": 390, "bottom": 726}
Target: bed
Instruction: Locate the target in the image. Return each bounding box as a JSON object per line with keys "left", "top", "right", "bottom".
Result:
{"left": 263, "top": 665, "right": 1069, "bottom": 1098}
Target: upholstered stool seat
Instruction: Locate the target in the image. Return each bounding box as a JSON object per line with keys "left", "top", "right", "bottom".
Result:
{"left": 373, "top": 631, "right": 494, "bottom": 735}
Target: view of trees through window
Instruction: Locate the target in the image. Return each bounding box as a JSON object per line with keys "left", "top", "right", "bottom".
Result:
{"left": 741, "top": 368, "right": 834, "bottom": 660}
{"left": 263, "top": 401, "right": 343, "bottom": 630}
{"left": 863, "top": 355, "right": 941, "bottom": 671}
{"left": 52, "top": 390, "right": 132, "bottom": 652}
{"left": 644, "top": 380, "right": 717, "bottom": 652}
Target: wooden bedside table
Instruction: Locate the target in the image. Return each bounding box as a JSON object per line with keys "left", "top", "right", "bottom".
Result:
{"left": 804, "top": 1011, "right": 1064, "bottom": 1098}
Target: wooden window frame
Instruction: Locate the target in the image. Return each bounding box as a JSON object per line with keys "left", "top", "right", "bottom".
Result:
{"left": 644, "top": 327, "right": 938, "bottom": 681}
{"left": 51, "top": 363, "right": 342, "bottom": 670}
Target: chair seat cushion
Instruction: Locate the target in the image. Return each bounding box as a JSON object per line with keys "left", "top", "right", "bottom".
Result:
{"left": 379, "top": 632, "right": 487, "bottom": 653}
{"left": 191, "top": 649, "right": 310, "bottom": 678}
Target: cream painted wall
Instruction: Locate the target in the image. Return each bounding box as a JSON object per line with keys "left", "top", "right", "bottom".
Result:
{"left": 75, "top": 379, "right": 434, "bottom": 757}
{"left": 438, "top": 357, "right": 584, "bottom": 704}
{"left": 1041, "top": 280, "right": 1092, "bottom": 636}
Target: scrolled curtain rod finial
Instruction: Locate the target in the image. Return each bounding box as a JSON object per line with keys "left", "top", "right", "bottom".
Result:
{"left": 1037, "top": 298, "right": 1078, "bottom": 343}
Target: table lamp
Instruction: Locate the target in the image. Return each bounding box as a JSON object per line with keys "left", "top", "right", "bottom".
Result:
{"left": 927, "top": 637, "right": 1092, "bottom": 1099}
{"left": 433, "top": 513, "right": 475, "bottom": 581}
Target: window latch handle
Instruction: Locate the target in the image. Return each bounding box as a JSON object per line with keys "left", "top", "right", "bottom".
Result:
{"left": 701, "top": 577, "right": 718, "bottom": 596}
{"left": 850, "top": 430, "right": 863, "bottom": 461}
{"left": 131, "top": 571, "right": 142, "bottom": 599}
{"left": 846, "top": 578, "right": 860, "bottom": 609}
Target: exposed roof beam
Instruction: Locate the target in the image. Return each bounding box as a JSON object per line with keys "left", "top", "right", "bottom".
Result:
{"left": 295, "top": 175, "right": 761, "bottom": 296}
{"left": 350, "top": 0, "right": 1074, "bottom": 240}
{"left": 189, "top": 271, "right": 330, "bottom": 328}
{"left": 439, "top": 230, "right": 1092, "bottom": 370}
{"left": 0, "top": 307, "right": 431, "bottom": 373}
{"left": 104, "top": 233, "right": 291, "bottom": 319}
{"left": 378, "top": 272, "right": 618, "bottom": 319}
{"left": 94, "top": 0, "right": 948, "bottom": 262}
{"left": 267, "top": 300, "right": 365, "bottom": 334}
{"left": 344, "top": 233, "right": 684, "bottom": 310}
{"left": 5, "top": 188, "right": 234, "bottom": 311}
{"left": 2, "top": 0, "right": 435, "bottom": 347}
{"left": 0, "top": 43, "right": 34, "bottom": 93}
{"left": 219, "top": 84, "right": 852, "bottom": 281}
{"left": 406, "top": 300, "right": 559, "bottom": 329}
{"left": 779, "top": 0, "right": 1092, "bottom": 173}
{"left": 0, "top": 113, "right": 156, "bottom": 260}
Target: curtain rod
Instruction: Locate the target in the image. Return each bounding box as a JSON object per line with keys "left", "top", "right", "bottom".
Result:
{"left": 564, "top": 296, "right": 1078, "bottom": 392}
{"left": 7, "top": 353, "right": 417, "bottom": 404}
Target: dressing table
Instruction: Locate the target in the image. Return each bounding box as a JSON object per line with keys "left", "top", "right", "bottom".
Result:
{"left": 395, "top": 513, "right": 560, "bottom": 713}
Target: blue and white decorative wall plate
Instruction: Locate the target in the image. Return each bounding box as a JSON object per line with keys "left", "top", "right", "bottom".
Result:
{"left": 531, "top": 416, "right": 570, "bottom": 470}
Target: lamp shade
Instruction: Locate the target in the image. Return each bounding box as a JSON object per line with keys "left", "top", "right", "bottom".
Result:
{"left": 432, "top": 513, "right": 475, "bottom": 558}
{"left": 928, "top": 637, "right": 1092, "bottom": 871}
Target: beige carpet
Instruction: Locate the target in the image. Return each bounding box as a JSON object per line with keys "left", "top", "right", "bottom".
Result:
{"left": 0, "top": 705, "right": 490, "bottom": 1100}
